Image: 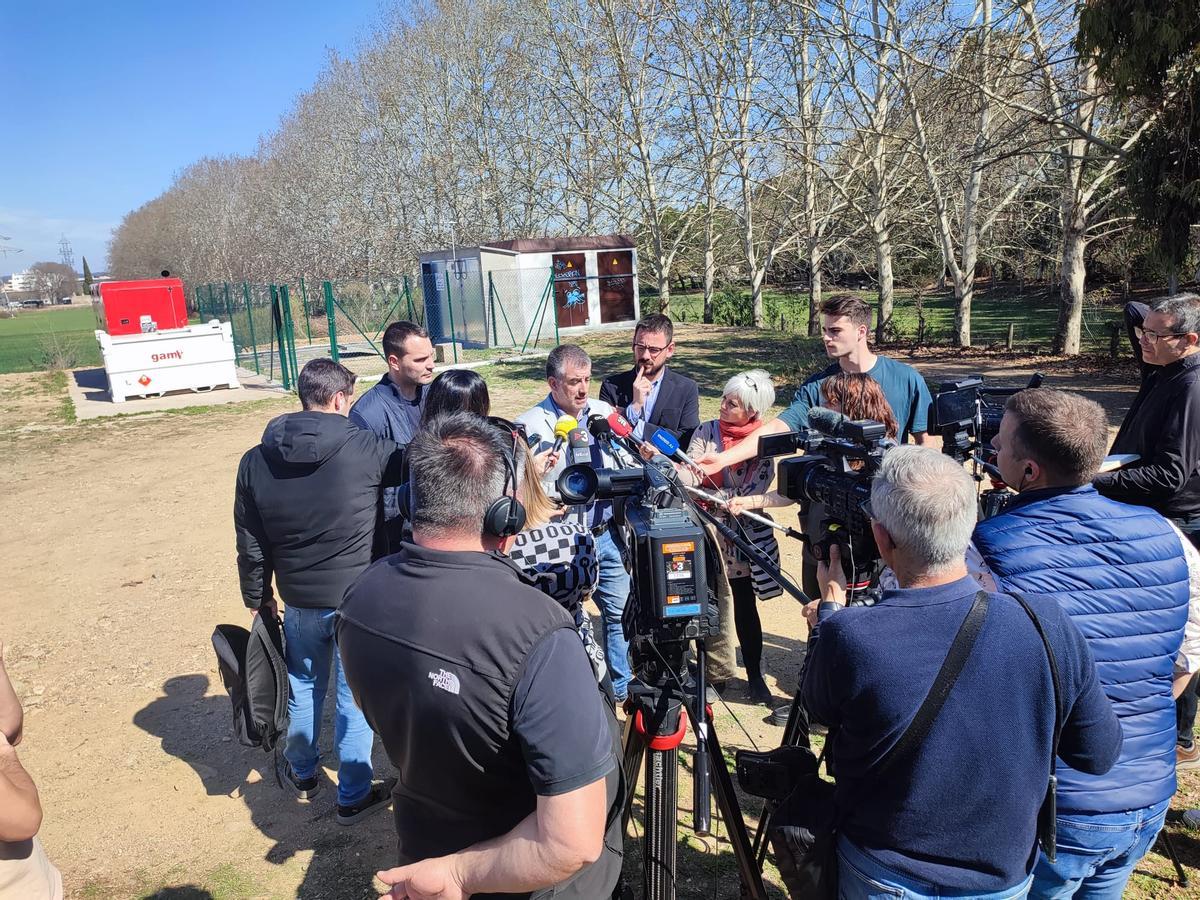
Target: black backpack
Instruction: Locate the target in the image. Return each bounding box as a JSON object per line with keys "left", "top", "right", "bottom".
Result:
{"left": 211, "top": 611, "right": 289, "bottom": 750}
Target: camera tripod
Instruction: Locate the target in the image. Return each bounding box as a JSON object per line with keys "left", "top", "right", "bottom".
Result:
{"left": 619, "top": 639, "right": 767, "bottom": 900}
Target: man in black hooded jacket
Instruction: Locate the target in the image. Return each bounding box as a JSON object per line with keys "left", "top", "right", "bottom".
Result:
{"left": 235, "top": 358, "right": 405, "bottom": 824}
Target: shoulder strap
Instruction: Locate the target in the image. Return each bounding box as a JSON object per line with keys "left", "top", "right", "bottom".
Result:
{"left": 874, "top": 590, "right": 990, "bottom": 780}
{"left": 1009, "top": 594, "right": 1064, "bottom": 774}
{"left": 829, "top": 591, "right": 990, "bottom": 824}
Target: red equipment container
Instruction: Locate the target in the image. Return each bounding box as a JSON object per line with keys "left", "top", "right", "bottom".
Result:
{"left": 93, "top": 278, "right": 189, "bottom": 336}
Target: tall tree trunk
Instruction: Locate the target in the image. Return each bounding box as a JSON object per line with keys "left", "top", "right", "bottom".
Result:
{"left": 703, "top": 243, "right": 715, "bottom": 324}
{"left": 1054, "top": 198, "right": 1087, "bottom": 355}
{"left": 874, "top": 225, "right": 895, "bottom": 343}
{"left": 1169, "top": 270, "right": 1180, "bottom": 295}
{"left": 808, "top": 243, "right": 823, "bottom": 336}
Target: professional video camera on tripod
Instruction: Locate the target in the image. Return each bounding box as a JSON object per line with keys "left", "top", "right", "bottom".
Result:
{"left": 756, "top": 409, "right": 894, "bottom": 593}
{"left": 927, "top": 373, "right": 1043, "bottom": 519}
{"left": 559, "top": 414, "right": 821, "bottom": 900}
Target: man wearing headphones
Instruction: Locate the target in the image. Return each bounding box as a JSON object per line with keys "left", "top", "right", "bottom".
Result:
{"left": 336, "top": 412, "right": 622, "bottom": 900}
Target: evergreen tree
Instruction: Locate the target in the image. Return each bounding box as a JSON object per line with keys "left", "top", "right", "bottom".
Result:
{"left": 1079, "top": 1, "right": 1200, "bottom": 282}
{"left": 82, "top": 256, "right": 94, "bottom": 292}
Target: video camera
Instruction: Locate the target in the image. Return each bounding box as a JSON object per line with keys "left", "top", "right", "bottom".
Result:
{"left": 928, "top": 373, "right": 1043, "bottom": 519}
{"left": 556, "top": 450, "right": 719, "bottom": 644}
{"left": 929, "top": 373, "right": 1044, "bottom": 460}
{"left": 758, "top": 408, "right": 891, "bottom": 587}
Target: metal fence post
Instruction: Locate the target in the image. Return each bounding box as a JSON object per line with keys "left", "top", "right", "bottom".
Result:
{"left": 549, "top": 270, "right": 559, "bottom": 346}
{"left": 242, "top": 282, "right": 260, "bottom": 375}
{"left": 443, "top": 270, "right": 459, "bottom": 363}
{"left": 269, "top": 284, "right": 292, "bottom": 390}
{"left": 193, "top": 286, "right": 204, "bottom": 322}
{"left": 280, "top": 285, "right": 300, "bottom": 381}
{"left": 222, "top": 283, "right": 240, "bottom": 365}
{"left": 298, "top": 277, "right": 313, "bottom": 343}
{"left": 404, "top": 275, "right": 416, "bottom": 322}
{"left": 323, "top": 281, "right": 340, "bottom": 362}
{"left": 488, "top": 272, "right": 499, "bottom": 347}
{"left": 207, "top": 283, "right": 218, "bottom": 322}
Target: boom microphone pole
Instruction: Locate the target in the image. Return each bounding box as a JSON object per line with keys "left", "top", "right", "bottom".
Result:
{"left": 681, "top": 484, "right": 806, "bottom": 542}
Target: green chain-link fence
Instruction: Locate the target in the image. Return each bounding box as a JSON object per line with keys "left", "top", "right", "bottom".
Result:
{"left": 193, "top": 269, "right": 567, "bottom": 388}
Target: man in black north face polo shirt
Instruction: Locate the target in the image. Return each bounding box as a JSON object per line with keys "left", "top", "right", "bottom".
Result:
{"left": 336, "top": 412, "right": 622, "bottom": 900}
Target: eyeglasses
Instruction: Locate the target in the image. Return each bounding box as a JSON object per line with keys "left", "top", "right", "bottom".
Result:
{"left": 1134, "top": 326, "right": 1191, "bottom": 344}
{"left": 633, "top": 342, "right": 669, "bottom": 356}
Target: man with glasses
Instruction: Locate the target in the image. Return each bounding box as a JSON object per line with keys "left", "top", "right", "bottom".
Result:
{"left": 1095, "top": 294, "right": 1200, "bottom": 540}
{"left": 600, "top": 313, "right": 700, "bottom": 447}
{"left": 1096, "top": 293, "right": 1200, "bottom": 772}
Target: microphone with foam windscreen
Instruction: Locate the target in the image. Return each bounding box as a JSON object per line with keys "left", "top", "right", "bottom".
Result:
{"left": 606, "top": 411, "right": 653, "bottom": 459}
{"left": 648, "top": 428, "right": 705, "bottom": 475}
{"left": 809, "top": 406, "right": 898, "bottom": 449}
{"left": 587, "top": 414, "right": 613, "bottom": 442}
{"left": 808, "top": 406, "right": 851, "bottom": 437}
{"left": 552, "top": 414, "right": 578, "bottom": 454}
{"left": 566, "top": 427, "right": 593, "bottom": 467}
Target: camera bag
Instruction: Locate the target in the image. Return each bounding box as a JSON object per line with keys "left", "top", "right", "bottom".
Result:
{"left": 769, "top": 590, "right": 990, "bottom": 899}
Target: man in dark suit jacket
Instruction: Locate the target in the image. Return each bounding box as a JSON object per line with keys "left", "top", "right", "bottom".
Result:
{"left": 600, "top": 313, "right": 700, "bottom": 447}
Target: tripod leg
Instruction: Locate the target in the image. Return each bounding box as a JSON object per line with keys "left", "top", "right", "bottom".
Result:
{"left": 706, "top": 711, "right": 768, "bottom": 900}
{"left": 620, "top": 712, "right": 645, "bottom": 831}
{"left": 753, "top": 689, "right": 811, "bottom": 864}
{"left": 643, "top": 745, "right": 678, "bottom": 900}
{"left": 1156, "top": 826, "right": 1190, "bottom": 887}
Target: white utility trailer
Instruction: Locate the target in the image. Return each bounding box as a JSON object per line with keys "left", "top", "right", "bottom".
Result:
{"left": 95, "top": 320, "right": 240, "bottom": 402}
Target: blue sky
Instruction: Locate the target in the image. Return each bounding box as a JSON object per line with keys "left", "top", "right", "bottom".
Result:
{"left": 0, "top": 1, "right": 385, "bottom": 275}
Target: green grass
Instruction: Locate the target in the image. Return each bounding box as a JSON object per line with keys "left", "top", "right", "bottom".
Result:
{"left": 0, "top": 306, "right": 102, "bottom": 372}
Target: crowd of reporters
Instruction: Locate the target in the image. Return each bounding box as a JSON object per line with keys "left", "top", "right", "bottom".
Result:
{"left": 231, "top": 291, "right": 1200, "bottom": 899}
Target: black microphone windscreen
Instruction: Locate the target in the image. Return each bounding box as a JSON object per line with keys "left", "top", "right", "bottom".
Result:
{"left": 588, "top": 416, "right": 613, "bottom": 438}
{"left": 809, "top": 406, "right": 850, "bottom": 436}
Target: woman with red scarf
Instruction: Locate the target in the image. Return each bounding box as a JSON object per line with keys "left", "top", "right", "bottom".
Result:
{"left": 682, "top": 369, "right": 781, "bottom": 704}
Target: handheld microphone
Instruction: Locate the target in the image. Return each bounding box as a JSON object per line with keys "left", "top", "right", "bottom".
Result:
{"left": 587, "top": 414, "right": 613, "bottom": 441}
{"left": 566, "top": 427, "right": 593, "bottom": 466}
{"left": 552, "top": 415, "right": 578, "bottom": 454}
{"left": 606, "top": 411, "right": 650, "bottom": 459}
{"left": 648, "top": 428, "right": 704, "bottom": 475}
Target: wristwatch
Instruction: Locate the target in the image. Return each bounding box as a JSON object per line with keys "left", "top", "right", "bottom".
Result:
{"left": 818, "top": 600, "right": 844, "bottom": 618}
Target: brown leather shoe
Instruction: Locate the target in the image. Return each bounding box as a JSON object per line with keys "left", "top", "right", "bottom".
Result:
{"left": 1178, "top": 743, "right": 1200, "bottom": 771}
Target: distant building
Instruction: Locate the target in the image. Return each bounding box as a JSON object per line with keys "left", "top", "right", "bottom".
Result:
{"left": 9, "top": 270, "right": 36, "bottom": 291}
{"left": 418, "top": 235, "right": 640, "bottom": 349}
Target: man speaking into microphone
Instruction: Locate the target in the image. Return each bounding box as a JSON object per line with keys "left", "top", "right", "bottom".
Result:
{"left": 516, "top": 345, "right": 634, "bottom": 701}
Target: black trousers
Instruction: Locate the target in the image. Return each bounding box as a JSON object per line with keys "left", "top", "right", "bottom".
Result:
{"left": 729, "top": 575, "right": 764, "bottom": 680}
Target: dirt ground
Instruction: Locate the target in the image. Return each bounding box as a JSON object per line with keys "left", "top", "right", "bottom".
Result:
{"left": 1, "top": 335, "right": 1196, "bottom": 899}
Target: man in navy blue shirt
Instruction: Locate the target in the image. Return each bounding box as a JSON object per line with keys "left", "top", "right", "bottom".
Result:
{"left": 348, "top": 321, "right": 435, "bottom": 553}
{"left": 803, "top": 446, "right": 1121, "bottom": 898}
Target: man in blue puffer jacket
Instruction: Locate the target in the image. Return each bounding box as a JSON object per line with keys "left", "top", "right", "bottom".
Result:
{"left": 975, "top": 387, "right": 1190, "bottom": 898}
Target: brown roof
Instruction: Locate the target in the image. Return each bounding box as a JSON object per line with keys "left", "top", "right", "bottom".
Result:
{"left": 481, "top": 234, "right": 636, "bottom": 254}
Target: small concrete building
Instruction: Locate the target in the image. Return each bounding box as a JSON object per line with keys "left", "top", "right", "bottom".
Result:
{"left": 419, "top": 234, "right": 640, "bottom": 349}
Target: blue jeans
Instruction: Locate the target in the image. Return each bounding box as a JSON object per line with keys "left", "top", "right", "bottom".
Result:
{"left": 1029, "top": 798, "right": 1170, "bottom": 899}
{"left": 283, "top": 606, "right": 375, "bottom": 806}
{"left": 838, "top": 836, "right": 1033, "bottom": 900}
{"left": 594, "top": 529, "right": 632, "bottom": 700}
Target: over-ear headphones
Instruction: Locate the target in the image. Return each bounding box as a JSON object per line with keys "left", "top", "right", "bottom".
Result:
{"left": 398, "top": 415, "right": 527, "bottom": 538}
{"left": 480, "top": 416, "right": 527, "bottom": 538}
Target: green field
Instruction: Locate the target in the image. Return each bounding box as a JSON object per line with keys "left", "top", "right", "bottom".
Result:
{"left": 0, "top": 306, "right": 102, "bottom": 373}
